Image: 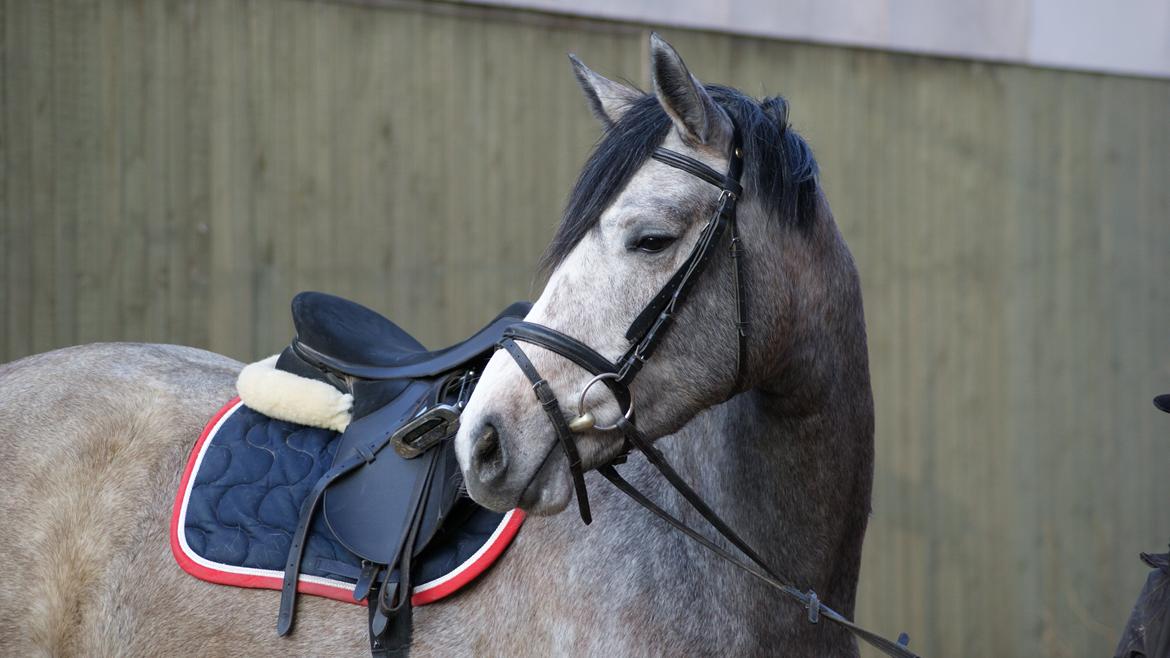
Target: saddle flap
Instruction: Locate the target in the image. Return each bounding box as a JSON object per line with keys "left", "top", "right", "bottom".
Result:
{"left": 322, "top": 382, "right": 463, "bottom": 565}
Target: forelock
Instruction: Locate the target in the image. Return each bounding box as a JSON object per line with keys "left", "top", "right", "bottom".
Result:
{"left": 540, "top": 85, "right": 819, "bottom": 273}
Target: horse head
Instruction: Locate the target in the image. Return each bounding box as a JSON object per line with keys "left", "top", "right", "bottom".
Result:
{"left": 456, "top": 34, "right": 828, "bottom": 516}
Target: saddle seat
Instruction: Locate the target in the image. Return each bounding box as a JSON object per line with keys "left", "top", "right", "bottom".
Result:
{"left": 289, "top": 292, "right": 532, "bottom": 381}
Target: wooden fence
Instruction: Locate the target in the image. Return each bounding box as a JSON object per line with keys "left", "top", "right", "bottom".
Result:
{"left": 3, "top": 1, "right": 1169, "bottom": 655}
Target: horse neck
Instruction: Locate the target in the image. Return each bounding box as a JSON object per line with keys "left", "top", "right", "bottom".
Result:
{"left": 657, "top": 385, "right": 873, "bottom": 610}
{"left": 624, "top": 214, "right": 875, "bottom": 618}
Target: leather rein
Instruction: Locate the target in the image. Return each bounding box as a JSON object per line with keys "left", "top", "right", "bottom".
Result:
{"left": 497, "top": 125, "right": 920, "bottom": 658}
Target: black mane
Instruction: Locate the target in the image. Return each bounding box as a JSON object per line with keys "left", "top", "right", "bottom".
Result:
{"left": 541, "top": 85, "right": 819, "bottom": 271}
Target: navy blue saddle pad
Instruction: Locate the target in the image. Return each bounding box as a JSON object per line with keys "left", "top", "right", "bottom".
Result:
{"left": 171, "top": 398, "right": 524, "bottom": 605}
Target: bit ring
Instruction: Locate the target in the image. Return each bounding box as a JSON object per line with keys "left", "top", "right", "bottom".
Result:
{"left": 573, "top": 372, "right": 633, "bottom": 432}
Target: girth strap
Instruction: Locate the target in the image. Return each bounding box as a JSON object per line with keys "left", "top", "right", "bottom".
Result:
{"left": 369, "top": 449, "right": 439, "bottom": 657}
{"left": 277, "top": 398, "right": 441, "bottom": 658}
{"left": 277, "top": 442, "right": 438, "bottom": 636}
{"left": 368, "top": 586, "right": 413, "bottom": 658}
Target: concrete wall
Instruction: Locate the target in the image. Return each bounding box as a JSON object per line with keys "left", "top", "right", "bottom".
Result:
{"left": 459, "top": 0, "right": 1170, "bottom": 78}
{"left": 3, "top": 1, "right": 1169, "bottom": 656}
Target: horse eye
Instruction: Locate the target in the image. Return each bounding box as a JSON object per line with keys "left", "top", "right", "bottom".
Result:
{"left": 633, "top": 235, "right": 677, "bottom": 254}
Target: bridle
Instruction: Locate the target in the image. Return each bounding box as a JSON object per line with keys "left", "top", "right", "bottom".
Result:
{"left": 497, "top": 124, "right": 920, "bottom": 658}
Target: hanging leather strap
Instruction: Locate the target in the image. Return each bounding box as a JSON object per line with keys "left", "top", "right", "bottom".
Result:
{"left": 600, "top": 462, "right": 917, "bottom": 657}
{"left": 278, "top": 446, "right": 386, "bottom": 635}
{"left": 601, "top": 418, "right": 919, "bottom": 658}
{"left": 622, "top": 145, "right": 744, "bottom": 385}
{"left": 368, "top": 449, "right": 439, "bottom": 657}
{"left": 499, "top": 338, "right": 593, "bottom": 524}
{"left": 727, "top": 215, "right": 748, "bottom": 391}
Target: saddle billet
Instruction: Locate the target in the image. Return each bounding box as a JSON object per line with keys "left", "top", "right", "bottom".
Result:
{"left": 271, "top": 293, "right": 530, "bottom": 656}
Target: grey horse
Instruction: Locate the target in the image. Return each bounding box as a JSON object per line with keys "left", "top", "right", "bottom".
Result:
{"left": 0, "top": 35, "right": 873, "bottom": 656}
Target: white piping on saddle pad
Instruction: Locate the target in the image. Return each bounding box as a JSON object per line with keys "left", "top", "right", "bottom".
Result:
{"left": 236, "top": 355, "right": 353, "bottom": 432}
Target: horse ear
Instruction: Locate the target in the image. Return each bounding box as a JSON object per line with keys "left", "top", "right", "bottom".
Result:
{"left": 648, "top": 33, "right": 730, "bottom": 146}
{"left": 569, "top": 54, "right": 641, "bottom": 127}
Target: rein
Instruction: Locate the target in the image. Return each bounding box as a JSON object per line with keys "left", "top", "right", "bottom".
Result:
{"left": 497, "top": 125, "right": 919, "bottom": 658}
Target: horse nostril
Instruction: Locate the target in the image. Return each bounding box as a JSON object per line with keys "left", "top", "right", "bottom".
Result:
{"left": 471, "top": 422, "right": 507, "bottom": 483}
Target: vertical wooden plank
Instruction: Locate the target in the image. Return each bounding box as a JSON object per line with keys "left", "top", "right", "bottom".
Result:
{"left": 139, "top": 0, "right": 170, "bottom": 343}
{"left": 245, "top": 0, "right": 281, "bottom": 357}
{"left": 26, "top": 0, "right": 55, "bottom": 354}
{"left": 70, "top": 0, "right": 107, "bottom": 346}
{"left": 116, "top": 0, "right": 148, "bottom": 343}
{"left": 0, "top": 0, "right": 7, "bottom": 354}
{"left": 2, "top": 0, "right": 32, "bottom": 358}
{"left": 204, "top": 0, "right": 254, "bottom": 360}
{"left": 47, "top": 0, "right": 89, "bottom": 349}
{"left": 161, "top": 0, "right": 190, "bottom": 347}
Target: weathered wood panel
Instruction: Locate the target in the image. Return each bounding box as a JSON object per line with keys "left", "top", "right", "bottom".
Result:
{"left": 2, "top": 2, "right": 1168, "bottom": 656}
{"left": 2, "top": 0, "right": 642, "bottom": 359}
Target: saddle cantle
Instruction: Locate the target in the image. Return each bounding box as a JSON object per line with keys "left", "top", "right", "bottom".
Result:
{"left": 233, "top": 292, "right": 530, "bottom": 656}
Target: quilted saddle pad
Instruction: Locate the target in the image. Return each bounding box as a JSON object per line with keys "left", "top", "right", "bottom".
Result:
{"left": 171, "top": 398, "right": 523, "bottom": 606}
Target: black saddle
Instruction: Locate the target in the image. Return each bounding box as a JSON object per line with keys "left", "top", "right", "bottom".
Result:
{"left": 290, "top": 292, "right": 532, "bottom": 380}
{"left": 272, "top": 292, "right": 529, "bottom": 656}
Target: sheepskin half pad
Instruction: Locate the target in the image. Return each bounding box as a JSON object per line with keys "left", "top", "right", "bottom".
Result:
{"left": 171, "top": 398, "right": 524, "bottom": 606}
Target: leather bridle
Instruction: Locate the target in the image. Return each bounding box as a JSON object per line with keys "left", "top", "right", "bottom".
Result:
{"left": 497, "top": 124, "right": 920, "bottom": 658}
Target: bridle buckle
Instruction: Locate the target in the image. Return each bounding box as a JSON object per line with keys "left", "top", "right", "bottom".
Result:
{"left": 805, "top": 590, "right": 820, "bottom": 624}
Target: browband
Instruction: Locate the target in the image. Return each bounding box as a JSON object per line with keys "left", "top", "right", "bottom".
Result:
{"left": 651, "top": 148, "right": 743, "bottom": 199}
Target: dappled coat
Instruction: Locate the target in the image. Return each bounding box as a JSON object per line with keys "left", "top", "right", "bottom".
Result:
{"left": 1115, "top": 551, "right": 1170, "bottom": 658}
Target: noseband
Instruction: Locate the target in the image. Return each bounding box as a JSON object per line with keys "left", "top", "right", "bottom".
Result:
{"left": 496, "top": 125, "right": 918, "bottom": 658}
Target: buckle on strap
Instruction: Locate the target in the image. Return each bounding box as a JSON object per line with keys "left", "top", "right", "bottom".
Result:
{"left": 806, "top": 590, "right": 820, "bottom": 624}
{"left": 531, "top": 379, "right": 558, "bottom": 408}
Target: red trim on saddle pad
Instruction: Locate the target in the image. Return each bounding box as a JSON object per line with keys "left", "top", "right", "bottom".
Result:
{"left": 170, "top": 397, "right": 524, "bottom": 606}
